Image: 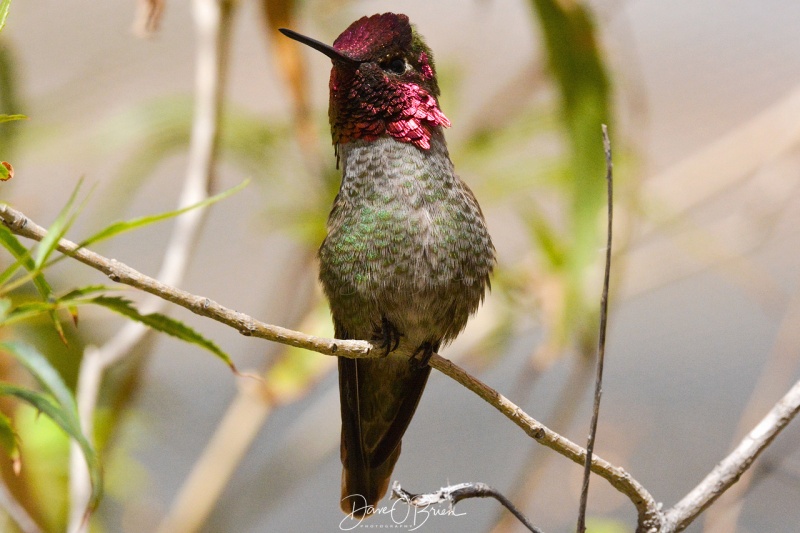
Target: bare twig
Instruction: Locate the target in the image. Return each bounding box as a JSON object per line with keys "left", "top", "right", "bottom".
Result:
{"left": 702, "top": 269, "right": 800, "bottom": 533}
{"left": 492, "top": 355, "right": 594, "bottom": 533}
{"left": 576, "top": 124, "right": 613, "bottom": 532}
{"left": 67, "top": 0, "right": 234, "bottom": 529}
{"left": 662, "top": 378, "right": 800, "bottom": 532}
{"left": 426, "top": 354, "right": 660, "bottom": 530}
{"left": 393, "top": 481, "right": 544, "bottom": 533}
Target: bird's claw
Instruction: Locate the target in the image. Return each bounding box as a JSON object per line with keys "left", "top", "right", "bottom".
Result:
{"left": 375, "top": 317, "right": 402, "bottom": 357}
{"left": 409, "top": 342, "right": 435, "bottom": 370}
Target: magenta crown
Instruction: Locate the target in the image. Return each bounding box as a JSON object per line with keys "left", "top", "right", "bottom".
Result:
{"left": 327, "top": 13, "right": 450, "bottom": 150}
{"left": 332, "top": 13, "right": 413, "bottom": 61}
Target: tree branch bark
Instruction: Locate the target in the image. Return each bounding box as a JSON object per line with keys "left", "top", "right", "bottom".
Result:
{"left": 662, "top": 378, "right": 800, "bottom": 532}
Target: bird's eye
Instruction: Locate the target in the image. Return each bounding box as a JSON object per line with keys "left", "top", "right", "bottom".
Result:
{"left": 381, "top": 57, "right": 407, "bottom": 75}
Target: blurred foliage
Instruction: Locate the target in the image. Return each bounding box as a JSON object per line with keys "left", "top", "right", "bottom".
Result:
{"left": 586, "top": 517, "right": 631, "bottom": 533}
{"left": 0, "top": 409, "right": 19, "bottom": 472}
{"left": 1, "top": 15, "right": 24, "bottom": 164}
{"left": 0, "top": 341, "right": 102, "bottom": 518}
{"left": 15, "top": 402, "right": 69, "bottom": 530}
{"left": 87, "top": 96, "right": 285, "bottom": 223}
{"left": 264, "top": 300, "right": 335, "bottom": 405}
{"left": 0, "top": 0, "right": 10, "bottom": 34}
{"left": 526, "top": 0, "right": 612, "bottom": 363}
{"left": 0, "top": 177, "right": 247, "bottom": 528}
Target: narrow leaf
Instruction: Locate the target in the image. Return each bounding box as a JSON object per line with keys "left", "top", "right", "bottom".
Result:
{"left": 35, "top": 178, "right": 84, "bottom": 269}
{"left": 80, "top": 179, "right": 249, "bottom": 247}
{"left": 0, "top": 224, "right": 54, "bottom": 301}
{"left": 0, "top": 341, "right": 79, "bottom": 424}
{"left": 0, "top": 383, "right": 102, "bottom": 512}
{"left": 0, "top": 300, "right": 57, "bottom": 327}
{"left": 89, "top": 296, "right": 235, "bottom": 370}
{"left": 59, "top": 284, "right": 116, "bottom": 301}
{"left": 0, "top": 411, "right": 20, "bottom": 474}
{"left": 0, "top": 0, "right": 11, "bottom": 34}
{"left": 0, "top": 297, "right": 10, "bottom": 320}
{"left": 26, "top": 181, "right": 89, "bottom": 343}
{"left": 0, "top": 114, "right": 26, "bottom": 124}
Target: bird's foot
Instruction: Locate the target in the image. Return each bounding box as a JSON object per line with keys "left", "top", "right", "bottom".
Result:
{"left": 374, "top": 317, "right": 402, "bottom": 357}
{"left": 409, "top": 342, "right": 436, "bottom": 370}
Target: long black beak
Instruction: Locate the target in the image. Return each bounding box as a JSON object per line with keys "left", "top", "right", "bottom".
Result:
{"left": 279, "top": 28, "right": 358, "bottom": 65}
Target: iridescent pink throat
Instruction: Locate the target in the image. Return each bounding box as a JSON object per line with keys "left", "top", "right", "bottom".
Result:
{"left": 331, "top": 81, "right": 451, "bottom": 151}
{"left": 382, "top": 84, "right": 451, "bottom": 149}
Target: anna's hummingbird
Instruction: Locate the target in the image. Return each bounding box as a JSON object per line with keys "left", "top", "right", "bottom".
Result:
{"left": 281, "top": 13, "right": 494, "bottom": 516}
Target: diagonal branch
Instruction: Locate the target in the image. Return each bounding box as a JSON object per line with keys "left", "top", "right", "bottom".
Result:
{"left": 662, "top": 378, "right": 800, "bottom": 532}
{"left": 0, "top": 203, "right": 371, "bottom": 360}
{"left": 427, "top": 353, "right": 660, "bottom": 529}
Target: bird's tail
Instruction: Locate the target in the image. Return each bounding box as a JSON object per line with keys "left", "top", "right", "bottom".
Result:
{"left": 338, "top": 355, "right": 431, "bottom": 517}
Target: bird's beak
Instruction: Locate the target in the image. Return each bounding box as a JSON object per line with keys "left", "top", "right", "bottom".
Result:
{"left": 279, "top": 28, "right": 359, "bottom": 65}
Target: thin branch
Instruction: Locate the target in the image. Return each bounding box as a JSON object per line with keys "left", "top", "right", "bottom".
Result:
{"left": 393, "top": 481, "right": 544, "bottom": 533}
{"left": 576, "top": 124, "right": 613, "bottom": 532}
{"left": 492, "top": 355, "right": 595, "bottom": 533}
{"left": 662, "top": 378, "right": 800, "bottom": 532}
{"left": 426, "top": 353, "right": 661, "bottom": 530}
{"left": 0, "top": 202, "right": 659, "bottom": 524}
{"left": 701, "top": 265, "right": 800, "bottom": 533}
{"left": 67, "top": 0, "right": 233, "bottom": 529}
{"left": 0, "top": 203, "right": 371, "bottom": 360}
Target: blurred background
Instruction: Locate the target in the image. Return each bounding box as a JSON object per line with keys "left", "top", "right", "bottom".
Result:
{"left": 1, "top": 0, "right": 800, "bottom": 532}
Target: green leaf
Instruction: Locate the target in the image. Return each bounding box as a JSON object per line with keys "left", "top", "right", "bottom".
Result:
{"left": 89, "top": 296, "right": 236, "bottom": 370}
{"left": 0, "top": 224, "right": 54, "bottom": 302}
{"left": 0, "top": 411, "right": 20, "bottom": 474}
{"left": 0, "top": 300, "right": 58, "bottom": 327}
{"left": 0, "top": 44, "right": 26, "bottom": 158}
{"left": 0, "top": 114, "right": 26, "bottom": 124}
{"left": 528, "top": 0, "right": 613, "bottom": 355}
{"left": 0, "top": 286, "right": 114, "bottom": 327}
{"left": 531, "top": 0, "right": 611, "bottom": 230}
{"left": 22, "top": 181, "right": 90, "bottom": 342}
{"left": 35, "top": 178, "right": 84, "bottom": 269}
{"left": 58, "top": 284, "right": 116, "bottom": 301}
{"left": 80, "top": 179, "right": 249, "bottom": 247}
{"left": 0, "top": 382, "right": 102, "bottom": 513}
{"left": 0, "top": 0, "right": 11, "bottom": 33}
{"left": 0, "top": 160, "right": 10, "bottom": 180}
{"left": 0, "top": 297, "right": 10, "bottom": 321}
{"left": 0, "top": 341, "right": 79, "bottom": 425}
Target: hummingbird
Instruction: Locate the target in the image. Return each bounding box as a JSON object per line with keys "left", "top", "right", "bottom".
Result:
{"left": 280, "top": 13, "right": 494, "bottom": 516}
